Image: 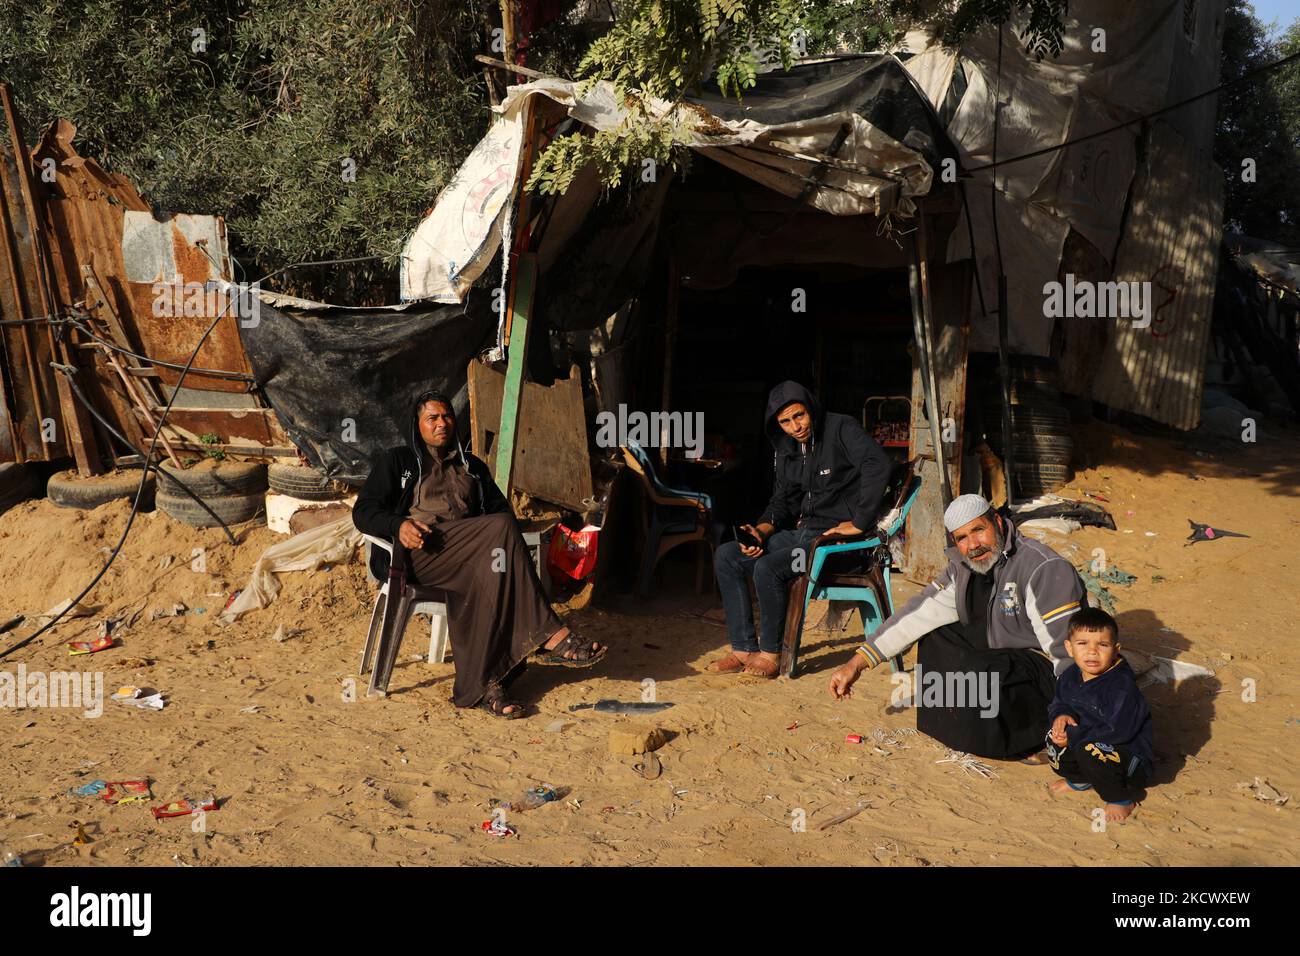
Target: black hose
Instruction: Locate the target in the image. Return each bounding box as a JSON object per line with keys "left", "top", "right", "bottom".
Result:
{"left": 53, "top": 364, "right": 238, "bottom": 545}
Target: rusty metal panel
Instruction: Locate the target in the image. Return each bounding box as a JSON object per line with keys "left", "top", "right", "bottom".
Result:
{"left": 0, "top": 86, "right": 64, "bottom": 463}
{"left": 1092, "top": 121, "right": 1223, "bottom": 430}
{"left": 31, "top": 117, "right": 292, "bottom": 460}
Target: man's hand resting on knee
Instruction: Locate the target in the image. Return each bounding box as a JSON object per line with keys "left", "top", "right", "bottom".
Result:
{"left": 398, "top": 518, "right": 433, "bottom": 550}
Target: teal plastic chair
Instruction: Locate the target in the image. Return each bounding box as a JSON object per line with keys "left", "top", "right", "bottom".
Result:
{"left": 621, "top": 439, "right": 718, "bottom": 596}
{"left": 780, "top": 464, "right": 923, "bottom": 678}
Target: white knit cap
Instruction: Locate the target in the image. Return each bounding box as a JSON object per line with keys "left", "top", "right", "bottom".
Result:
{"left": 943, "top": 494, "right": 993, "bottom": 533}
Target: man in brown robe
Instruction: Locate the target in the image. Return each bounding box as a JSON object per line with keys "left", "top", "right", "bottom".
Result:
{"left": 353, "top": 390, "right": 605, "bottom": 716}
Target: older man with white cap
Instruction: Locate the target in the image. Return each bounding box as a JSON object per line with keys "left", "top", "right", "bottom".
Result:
{"left": 828, "top": 493, "right": 1087, "bottom": 760}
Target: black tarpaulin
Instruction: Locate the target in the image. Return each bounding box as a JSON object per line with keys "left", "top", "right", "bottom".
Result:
{"left": 689, "top": 54, "right": 960, "bottom": 171}
{"left": 239, "top": 291, "right": 498, "bottom": 484}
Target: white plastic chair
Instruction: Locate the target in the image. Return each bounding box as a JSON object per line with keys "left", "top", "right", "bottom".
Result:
{"left": 360, "top": 534, "right": 449, "bottom": 672}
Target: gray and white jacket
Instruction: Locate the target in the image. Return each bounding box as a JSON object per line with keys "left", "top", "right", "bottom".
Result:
{"left": 856, "top": 523, "right": 1086, "bottom": 676}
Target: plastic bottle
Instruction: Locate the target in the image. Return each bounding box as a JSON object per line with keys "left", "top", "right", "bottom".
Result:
{"left": 515, "top": 784, "right": 558, "bottom": 811}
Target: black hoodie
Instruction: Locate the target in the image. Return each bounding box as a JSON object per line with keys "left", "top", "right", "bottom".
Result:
{"left": 757, "top": 381, "right": 893, "bottom": 534}
{"left": 352, "top": 389, "right": 509, "bottom": 579}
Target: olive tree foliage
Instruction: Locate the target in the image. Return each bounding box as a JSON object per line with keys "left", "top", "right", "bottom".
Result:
{"left": 527, "top": 0, "right": 1068, "bottom": 197}
{"left": 0, "top": 0, "right": 513, "bottom": 301}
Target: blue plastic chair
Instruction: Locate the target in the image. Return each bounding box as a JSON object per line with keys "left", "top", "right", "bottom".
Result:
{"left": 621, "top": 440, "right": 718, "bottom": 596}
{"left": 780, "top": 465, "right": 923, "bottom": 678}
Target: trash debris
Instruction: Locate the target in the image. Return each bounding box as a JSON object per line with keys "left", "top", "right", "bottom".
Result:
{"left": 786, "top": 721, "right": 799, "bottom": 731}
{"left": 845, "top": 734, "right": 864, "bottom": 744}
{"left": 1186, "top": 520, "right": 1249, "bottom": 545}
{"left": 936, "top": 750, "right": 998, "bottom": 779}
{"left": 817, "top": 799, "right": 871, "bottom": 831}
{"left": 151, "top": 797, "right": 217, "bottom": 819}
{"left": 270, "top": 623, "right": 289, "bottom": 643}
{"left": 70, "top": 820, "right": 91, "bottom": 845}
{"left": 0, "top": 614, "right": 24, "bottom": 635}
{"left": 516, "top": 784, "right": 559, "bottom": 811}
{"left": 149, "top": 602, "right": 187, "bottom": 621}
{"left": 220, "top": 516, "right": 361, "bottom": 624}
{"left": 68, "top": 634, "right": 115, "bottom": 656}
{"left": 569, "top": 699, "right": 674, "bottom": 714}
{"left": 68, "top": 780, "right": 108, "bottom": 799}
{"left": 32, "top": 599, "right": 100, "bottom": 626}
{"left": 1126, "top": 650, "right": 1216, "bottom": 687}
{"left": 101, "top": 781, "right": 152, "bottom": 805}
{"left": 543, "top": 719, "right": 568, "bottom": 733}
{"left": 481, "top": 818, "right": 518, "bottom": 838}
{"left": 2, "top": 845, "right": 21, "bottom": 867}
{"left": 632, "top": 752, "right": 662, "bottom": 780}
{"left": 240, "top": 705, "right": 261, "bottom": 714}
{"left": 111, "top": 686, "right": 165, "bottom": 710}
{"left": 157, "top": 555, "right": 175, "bottom": 571}
{"left": 1236, "top": 777, "right": 1290, "bottom": 806}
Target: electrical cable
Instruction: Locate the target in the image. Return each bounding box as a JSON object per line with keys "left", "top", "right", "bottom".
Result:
{"left": 52, "top": 362, "right": 238, "bottom": 545}
{"left": 0, "top": 250, "right": 351, "bottom": 661}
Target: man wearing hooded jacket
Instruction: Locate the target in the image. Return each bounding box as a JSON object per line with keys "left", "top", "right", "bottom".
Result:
{"left": 353, "top": 390, "right": 605, "bottom": 718}
{"left": 710, "top": 381, "right": 892, "bottom": 678}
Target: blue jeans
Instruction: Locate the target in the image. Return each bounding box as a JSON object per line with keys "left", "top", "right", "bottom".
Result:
{"left": 713, "top": 527, "right": 821, "bottom": 654}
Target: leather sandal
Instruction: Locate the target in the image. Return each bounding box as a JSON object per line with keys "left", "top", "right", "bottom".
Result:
{"left": 706, "top": 652, "right": 748, "bottom": 673}
{"left": 533, "top": 631, "right": 607, "bottom": 668}
{"left": 741, "top": 654, "right": 779, "bottom": 679}
{"left": 478, "top": 683, "right": 526, "bottom": 719}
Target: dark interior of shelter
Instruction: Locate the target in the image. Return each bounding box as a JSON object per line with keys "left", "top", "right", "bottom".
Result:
{"left": 539, "top": 154, "right": 939, "bottom": 597}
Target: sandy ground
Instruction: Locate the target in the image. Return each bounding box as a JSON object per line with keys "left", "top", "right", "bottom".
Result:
{"left": 1, "top": 419, "right": 1296, "bottom": 867}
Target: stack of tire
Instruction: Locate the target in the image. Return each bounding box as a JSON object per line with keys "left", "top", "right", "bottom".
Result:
{"left": 266, "top": 462, "right": 349, "bottom": 501}
{"left": 981, "top": 358, "right": 1074, "bottom": 498}
{"left": 47, "top": 469, "right": 154, "bottom": 511}
{"left": 157, "top": 461, "right": 267, "bottom": 528}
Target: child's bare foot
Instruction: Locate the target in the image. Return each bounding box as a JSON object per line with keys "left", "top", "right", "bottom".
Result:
{"left": 1105, "top": 802, "right": 1135, "bottom": 823}
{"left": 1048, "top": 779, "right": 1076, "bottom": 797}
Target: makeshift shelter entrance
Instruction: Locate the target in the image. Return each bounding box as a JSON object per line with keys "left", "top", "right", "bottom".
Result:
{"left": 401, "top": 55, "right": 974, "bottom": 582}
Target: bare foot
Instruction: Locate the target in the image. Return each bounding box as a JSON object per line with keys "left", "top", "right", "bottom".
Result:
{"left": 1048, "top": 779, "right": 1081, "bottom": 797}
{"left": 1105, "top": 802, "right": 1135, "bottom": 823}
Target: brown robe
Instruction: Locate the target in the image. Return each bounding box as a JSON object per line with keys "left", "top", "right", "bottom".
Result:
{"left": 406, "top": 445, "right": 560, "bottom": 707}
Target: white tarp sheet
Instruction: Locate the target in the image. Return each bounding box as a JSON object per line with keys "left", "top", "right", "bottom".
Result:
{"left": 400, "top": 75, "right": 934, "bottom": 303}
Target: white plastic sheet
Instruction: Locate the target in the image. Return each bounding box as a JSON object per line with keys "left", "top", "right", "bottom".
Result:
{"left": 218, "top": 515, "right": 361, "bottom": 624}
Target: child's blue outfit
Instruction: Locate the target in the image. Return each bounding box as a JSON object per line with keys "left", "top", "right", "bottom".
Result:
{"left": 1045, "top": 656, "right": 1153, "bottom": 803}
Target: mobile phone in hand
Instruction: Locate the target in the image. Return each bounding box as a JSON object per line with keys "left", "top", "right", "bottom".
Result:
{"left": 734, "top": 525, "right": 762, "bottom": 548}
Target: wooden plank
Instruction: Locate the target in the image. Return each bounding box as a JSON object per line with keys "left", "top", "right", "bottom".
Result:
{"left": 904, "top": 248, "right": 972, "bottom": 584}
{"left": 471, "top": 357, "right": 593, "bottom": 513}
{"left": 494, "top": 253, "right": 535, "bottom": 494}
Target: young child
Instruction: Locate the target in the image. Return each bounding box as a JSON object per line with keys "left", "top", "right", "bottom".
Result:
{"left": 1045, "top": 607, "right": 1153, "bottom": 822}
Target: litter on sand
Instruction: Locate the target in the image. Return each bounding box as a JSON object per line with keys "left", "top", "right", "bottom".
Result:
{"left": 1125, "top": 650, "right": 1216, "bottom": 687}
{"left": 818, "top": 799, "right": 872, "bottom": 831}
{"left": 1236, "top": 777, "right": 1290, "bottom": 806}
{"left": 111, "top": 686, "right": 165, "bottom": 710}
{"left": 481, "top": 818, "right": 519, "bottom": 838}
{"left": 568, "top": 699, "right": 674, "bottom": 714}
{"left": 151, "top": 797, "right": 217, "bottom": 819}
{"left": 1186, "top": 520, "right": 1249, "bottom": 545}
{"left": 68, "top": 634, "right": 115, "bottom": 656}
{"left": 936, "top": 750, "right": 999, "bottom": 779}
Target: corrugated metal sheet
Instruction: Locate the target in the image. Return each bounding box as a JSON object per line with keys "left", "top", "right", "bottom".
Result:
{"left": 0, "top": 86, "right": 66, "bottom": 463}
{"left": 32, "top": 118, "right": 292, "bottom": 456}
{"left": 1091, "top": 121, "right": 1223, "bottom": 430}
